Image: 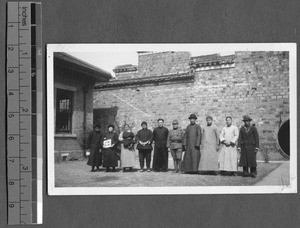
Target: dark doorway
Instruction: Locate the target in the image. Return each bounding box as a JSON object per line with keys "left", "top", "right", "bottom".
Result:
{"left": 93, "top": 106, "right": 119, "bottom": 132}
{"left": 278, "top": 119, "right": 290, "bottom": 157}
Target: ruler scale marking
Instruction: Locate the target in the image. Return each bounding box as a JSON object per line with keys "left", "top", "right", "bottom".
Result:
{"left": 7, "top": 2, "right": 42, "bottom": 225}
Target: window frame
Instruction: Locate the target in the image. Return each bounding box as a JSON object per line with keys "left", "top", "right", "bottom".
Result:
{"left": 55, "top": 88, "right": 74, "bottom": 134}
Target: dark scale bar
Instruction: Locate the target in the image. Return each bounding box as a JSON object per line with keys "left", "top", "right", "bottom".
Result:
{"left": 31, "top": 46, "right": 36, "bottom": 68}
{"left": 31, "top": 114, "right": 37, "bottom": 159}
{"left": 31, "top": 179, "right": 37, "bottom": 202}
{"left": 31, "top": 26, "right": 36, "bottom": 45}
{"left": 31, "top": 14, "right": 37, "bottom": 224}
{"left": 30, "top": 3, "right": 36, "bottom": 25}
{"left": 31, "top": 159, "right": 37, "bottom": 179}
{"left": 31, "top": 7, "right": 37, "bottom": 222}
{"left": 32, "top": 202, "right": 37, "bottom": 223}
{"left": 31, "top": 70, "right": 36, "bottom": 91}
{"left": 31, "top": 91, "right": 36, "bottom": 113}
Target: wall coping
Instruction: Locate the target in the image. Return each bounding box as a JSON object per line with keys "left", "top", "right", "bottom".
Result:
{"left": 189, "top": 54, "right": 236, "bottom": 70}
{"left": 94, "top": 72, "right": 195, "bottom": 89}
{"left": 113, "top": 64, "right": 138, "bottom": 73}
{"left": 112, "top": 53, "right": 236, "bottom": 74}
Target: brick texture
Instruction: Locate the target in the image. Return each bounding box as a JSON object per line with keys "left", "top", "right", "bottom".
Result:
{"left": 94, "top": 51, "right": 289, "bottom": 161}
{"left": 54, "top": 66, "right": 95, "bottom": 155}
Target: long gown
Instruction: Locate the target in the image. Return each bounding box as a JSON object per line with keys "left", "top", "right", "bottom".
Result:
{"left": 219, "top": 125, "right": 239, "bottom": 171}
{"left": 119, "top": 131, "right": 136, "bottom": 168}
{"left": 182, "top": 124, "right": 201, "bottom": 172}
{"left": 198, "top": 124, "right": 220, "bottom": 171}
{"left": 238, "top": 126, "right": 259, "bottom": 168}
{"left": 102, "top": 132, "right": 119, "bottom": 167}
{"left": 152, "top": 127, "right": 169, "bottom": 171}
{"left": 86, "top": 131, "right": 102, "bottom": 167}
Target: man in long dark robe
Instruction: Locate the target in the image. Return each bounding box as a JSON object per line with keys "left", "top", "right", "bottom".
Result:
{"left": 86, "top": 124, "right": 103, "bottom": 172}
{"left": 237, "top": 115, "right": 259, "bottom": 178}
{"left": 152, "top": 119, "right": 169, "bottom": 172}
{"left": 182, "top": 114, "right": 202, "bottom": 174}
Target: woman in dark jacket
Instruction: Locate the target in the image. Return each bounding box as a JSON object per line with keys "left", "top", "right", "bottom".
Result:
{"left": 86, "top": 124, "right": 103, "bottom": 172}
{"left": 102, "top": 125, "right": 119, "bottom": 172}
{"left": 136, "top": 121, "right": 153, "bottom": 172}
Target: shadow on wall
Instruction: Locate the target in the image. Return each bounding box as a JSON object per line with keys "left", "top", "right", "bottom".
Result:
{"left": 94, "top": 106, "right": 119, "bottom": 133}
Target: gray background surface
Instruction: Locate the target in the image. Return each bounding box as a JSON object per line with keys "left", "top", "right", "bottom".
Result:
{"left": 0, "top": 0, "right": 299, "bottom": 227}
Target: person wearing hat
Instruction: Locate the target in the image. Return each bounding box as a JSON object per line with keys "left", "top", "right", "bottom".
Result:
{"left": 198, "top": 116, "right": 220, "bottom": 175}
{"left": 237, "top": 115, "right": 260, "bottom": 177}
{"left": 167, "top": 119, "right": 185, "bottom": 173}
{"left": 136, "top": 121, "right": 153, "bottom": 172}
{"left": 182, "top": 114, "right": 202, "bottom": 174}
{"left": 152, "top": 118, "right": 169, "bottom": 172}
{"left": 86, "top": 124, "right": 103, "bottom": 172}
{"left": 219, "top": 116, "right": 239, "bottom": 175}
{"left": 102, "top": 124, "right": 119, "bottom": 172}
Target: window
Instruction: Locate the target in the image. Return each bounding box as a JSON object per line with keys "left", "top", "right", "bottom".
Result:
{"left": 56, "top": 88, "right": 73, "bottom": 133}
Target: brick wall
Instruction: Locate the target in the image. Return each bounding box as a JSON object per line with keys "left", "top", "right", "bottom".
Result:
{"left": 94, "top": 51, "right": 289, "bottom": 161}
{"left": 138, "top": 51, "right": 191, "bottom": 77}
{"left": 113, "top": 51, "right": 191, "bottom": 80}
{"left": 54, "top": 66, "right": 95, "bottom": 158}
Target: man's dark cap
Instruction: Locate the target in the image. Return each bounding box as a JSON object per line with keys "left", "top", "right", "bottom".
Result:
{"left": 206, "top": 116, "right": 213, "bottom": 120}
{"left": 242, "top": 115, "right": 252, "bottom": 122}
{"left": 188, "top": 114, "right": 197, "bottom": 120}
{"left": 141, "top": 121, "right": 147, "bottom": 126}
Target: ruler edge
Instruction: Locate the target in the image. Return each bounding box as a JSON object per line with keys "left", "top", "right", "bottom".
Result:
{"left": 6, "top": 1, "right": 43, "bottom": 225}
{"left": 35, "top": 1, "right": 43, "bottom": 224}
{"left": 6, "top": 2, "right": 22, "bottom": 224}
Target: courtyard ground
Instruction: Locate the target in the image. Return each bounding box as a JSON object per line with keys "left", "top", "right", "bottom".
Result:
{"left": 54, "top": 157, "right": 286, "bottom": 187}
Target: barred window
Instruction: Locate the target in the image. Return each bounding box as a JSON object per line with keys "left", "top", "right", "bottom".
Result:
{"left": 56, "top": 89, "right": 73, "bottom": 133}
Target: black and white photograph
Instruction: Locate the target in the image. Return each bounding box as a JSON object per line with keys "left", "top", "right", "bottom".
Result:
{"left": 47, "top": 43, "right": 296, "bottom": 195}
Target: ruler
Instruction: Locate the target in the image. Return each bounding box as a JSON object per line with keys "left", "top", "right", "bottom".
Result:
{"left": 6, "top": 2, "right": 42, "bottom": 225}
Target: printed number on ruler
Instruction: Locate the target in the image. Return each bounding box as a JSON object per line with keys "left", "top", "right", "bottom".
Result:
{"left": 7, "top": 2, "right": 42, "bottom": 225}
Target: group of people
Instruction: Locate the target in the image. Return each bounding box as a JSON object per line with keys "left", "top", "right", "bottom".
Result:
{"left": 86, "top": 114, "right": 259, "bottom": 178}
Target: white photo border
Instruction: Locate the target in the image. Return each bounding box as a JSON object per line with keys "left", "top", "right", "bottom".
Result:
{"left": 47, "top": 43, "right": 297, "bottom": 195}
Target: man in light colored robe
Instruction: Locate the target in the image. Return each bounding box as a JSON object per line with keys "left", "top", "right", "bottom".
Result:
{"left": 219, "top": 116, "right": 239, "bottom": 175}
{"left": 198, "top": 116, "right": 220, "bottom": 175}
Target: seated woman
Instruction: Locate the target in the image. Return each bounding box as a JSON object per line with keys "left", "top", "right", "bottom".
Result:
{"left": 102, "top": 125, "right": 119, "bottom": 172}
{"left": 119, "top": 124, "right": 136, "bottom": 171}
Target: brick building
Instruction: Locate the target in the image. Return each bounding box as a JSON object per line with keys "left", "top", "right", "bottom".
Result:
{"left": 93, "top": 51, "right": 289, "bottom": 161}
{"left": 54, "top": 52, "right": 111, "bottom": 161}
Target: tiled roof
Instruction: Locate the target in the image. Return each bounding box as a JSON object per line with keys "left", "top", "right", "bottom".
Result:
{"left": 54, "top": 52, "right": 112, "bottom": 81}
{"left": 113, "top": 64, "right": 138, "bottom": 73}
{"left": 190, "top": 54, "right": 235, "bottom": 69}
{"left": 95, "top": 72, "right": 194, "bottom": 89}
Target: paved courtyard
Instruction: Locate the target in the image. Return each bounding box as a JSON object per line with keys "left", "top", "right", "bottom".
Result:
{"left": 55, "top": 157, "right": 286, "bottom": 187}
